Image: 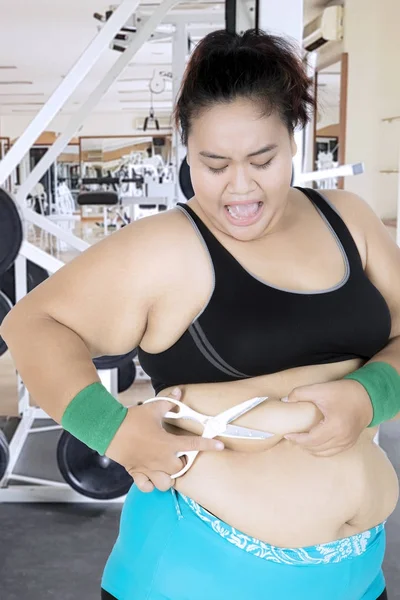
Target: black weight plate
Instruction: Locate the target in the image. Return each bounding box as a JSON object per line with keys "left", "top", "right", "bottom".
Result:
{"left": 57, "top": 431, "right": 133, "bottom": 500}
{"left": 178, "top": 156, "right": 194, "bottom": 201}
{"left": 77, "top": 191, "right": 119, "bottom": 206}
{"left": 0, "top": 291, "right": 13, "bottom": 357}
{"left": 27, "top": 262, "right": 49, "bottom": 292}
{"left": 93, "top": 347, "right": 138, "bottom": 370}
{"left": 0, "top": 429, "right": 9, "bottom": 481}
{"left": 0, "top": 260, "right": 49, "bottom": 305}
{"left": 0, "top": 189, "right": 23, "bottom": 277}
{"left": 118, "top": 361, "right": 136, "bottom": 393}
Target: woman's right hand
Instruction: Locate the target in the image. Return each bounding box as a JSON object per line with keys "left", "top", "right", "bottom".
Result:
{"left": 105, "top": 389, "right": 224, "bottom": 493}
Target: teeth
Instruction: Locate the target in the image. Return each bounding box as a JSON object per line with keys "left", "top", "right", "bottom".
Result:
{"left": 226, "top": 202, "right": 260, "bottom": 219}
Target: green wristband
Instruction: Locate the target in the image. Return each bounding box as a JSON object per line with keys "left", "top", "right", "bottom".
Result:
{"left": 344, "top": 361, "right": 400, "bottom": 427}
{"left": 61, "top": 382, "right": 128, "bottom": 455}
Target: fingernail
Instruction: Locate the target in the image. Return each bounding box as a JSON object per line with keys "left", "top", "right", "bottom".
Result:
{"left": 215, "top": 441, "right": 224, "bottom": 450}
{"left": 171, "top": 387, "right": 180, "bottom": 397}
{"left": 281, "top": 396, "right": 289, "bottom": 403}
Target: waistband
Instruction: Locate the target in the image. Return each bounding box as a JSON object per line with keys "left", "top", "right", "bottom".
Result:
{"left": 174, "top": 490, "right": 386, "bottom": 566}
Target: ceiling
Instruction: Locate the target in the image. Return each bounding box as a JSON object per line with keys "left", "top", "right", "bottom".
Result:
{"left": 0, "top": 0, "right": 334, "bottom": 123}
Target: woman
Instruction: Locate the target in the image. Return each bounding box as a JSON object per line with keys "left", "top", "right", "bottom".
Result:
{"left": 2, "top": 30, "right": 400, "bottom": 600}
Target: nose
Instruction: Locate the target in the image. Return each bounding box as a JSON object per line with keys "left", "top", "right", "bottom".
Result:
{"left": 227, "top": 165, "right": 256, "bottom": 196}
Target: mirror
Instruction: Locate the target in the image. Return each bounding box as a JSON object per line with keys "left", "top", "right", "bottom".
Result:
{"left": 314, "top": 54, "right": 348, "bottom": 189}
{"left": 79, "top": 135, "right": 172, "bottom": 179}
{"left": 0, "top": 137, "right": 10, "bottom": 160}
{"left": 78, "top": 135, "right": 175, "bottom": 224}
{"left": 57, "top": 144, "right": 80, "bottom": 192}
{"left": 0, "top": 138, "right": 11, "bottom": 192}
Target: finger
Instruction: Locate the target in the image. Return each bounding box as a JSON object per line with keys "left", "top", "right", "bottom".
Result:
{"left": 284, "top": 385, "right": 319, "bottom": 403}
{"left": 175, "top": 434, "right": 224, "bottom": 453}
{"left": 158, "top": 454, "right": 187, "bottom": 475}
{"left": 284, "top": 423, "right": 334, "bottom": 448}
{"left": 147, "top": 399, "right": 177, "bottom": 417}
{"left": 149, "top": 471, "right": 175, "bottom": 492}
{"left": 154, "top": 387, "right": 182, "bottom": 411}
{"left": 132, "top": 472, "right": 154, "bottom": 493}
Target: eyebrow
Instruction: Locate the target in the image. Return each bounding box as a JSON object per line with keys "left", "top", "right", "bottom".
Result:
{"left": 199, "top": 144, "right": 278, "bottom": 160}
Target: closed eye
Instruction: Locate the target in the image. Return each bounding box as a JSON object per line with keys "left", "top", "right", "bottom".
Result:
{"left": 208, "top": 158, "right": 274, "bottom": 175}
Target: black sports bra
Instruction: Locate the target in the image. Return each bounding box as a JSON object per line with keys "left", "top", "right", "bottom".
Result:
{"left": 138, "top": 187, "right": 391, "bottom": 394}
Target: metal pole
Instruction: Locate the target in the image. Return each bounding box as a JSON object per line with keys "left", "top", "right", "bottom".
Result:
{"left": 295, "top": 162, "right": 364, "bottom": 185}
{"left": 173, "top": 21, "right": 189, "bottom": 205}
{"left": 0, "top": 0, "right": 140, "bottom": 185}
{"left": 16, "top": 0, "right": 180, "bottom": 204}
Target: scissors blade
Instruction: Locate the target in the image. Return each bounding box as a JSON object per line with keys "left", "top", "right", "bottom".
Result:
{"left": 215, "top": 396, "right": 269, "bottom": 426}
{"left": 222, "top": 423, "right": 275, "bottom": 439}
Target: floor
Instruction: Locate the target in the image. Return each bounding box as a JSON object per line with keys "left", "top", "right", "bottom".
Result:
{"left": 0, "top": 421, "right": 399, "bottom": 599}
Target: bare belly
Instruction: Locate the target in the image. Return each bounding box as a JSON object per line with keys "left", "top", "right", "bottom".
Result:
{"left": 160, "top": 360, "right": 399, "bottom": 548}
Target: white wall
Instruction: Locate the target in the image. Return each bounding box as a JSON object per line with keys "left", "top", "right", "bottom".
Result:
{"left": 344, "top": 0, "right": 400, "bottom": 218}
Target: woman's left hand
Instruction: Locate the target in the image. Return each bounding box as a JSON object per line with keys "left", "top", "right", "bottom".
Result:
{"left": 282, "top": 379, "right": 374, "bottom": 457}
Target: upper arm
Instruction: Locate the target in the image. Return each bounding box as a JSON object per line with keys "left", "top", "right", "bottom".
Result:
{"left": 324, "top": 189, "right": 400, "bottom": 339}
{"left": 6, "top": 211, "right": 183, "bottom": 357}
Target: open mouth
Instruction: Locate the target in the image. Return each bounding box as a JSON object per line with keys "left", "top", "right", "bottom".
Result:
{"left": 224, "top": 201, "right": 264, "bottom": 226}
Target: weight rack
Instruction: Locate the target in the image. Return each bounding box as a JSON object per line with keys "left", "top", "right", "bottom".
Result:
{"left": 0, "top": 252, "right": 151, "bottom": 502}
{"left": 0, "top": 355, "right": 149, "bottom": 503}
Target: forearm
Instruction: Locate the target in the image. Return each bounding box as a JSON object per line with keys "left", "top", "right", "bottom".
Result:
{"left": 367, "top": 335, "right": 400, "bottom": 420}
{"left": 1, "top": 308, "right": 99, "bottom": 421}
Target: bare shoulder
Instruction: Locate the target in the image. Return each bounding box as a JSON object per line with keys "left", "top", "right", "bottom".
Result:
{"left": 319, "top": 189, "right": 385, "bottom": 269}
{"left": 9, "top": 207, "right": 197, "bottom": 357}
{"left": 117, "top": 206, "right": 195, "bottom": 265}
{"left": 321, "top": 188, "right": 379, "bottom": 225}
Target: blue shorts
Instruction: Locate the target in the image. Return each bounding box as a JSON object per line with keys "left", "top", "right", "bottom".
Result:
{"left": 102, "top": 485, "right": 386, "bottom": 600}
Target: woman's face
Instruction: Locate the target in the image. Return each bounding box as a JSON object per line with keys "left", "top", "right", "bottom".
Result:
{"left": 186, "top": 98, "right": 297, "bottom": 241}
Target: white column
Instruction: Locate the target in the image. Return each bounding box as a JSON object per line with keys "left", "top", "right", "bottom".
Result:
{"left": 258, "top": 0, "right": 304, "bottom": 179}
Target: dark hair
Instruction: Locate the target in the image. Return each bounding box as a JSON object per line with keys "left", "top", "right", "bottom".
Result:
{"left": 173, "top": 29, "right": 315, "bottom": 145}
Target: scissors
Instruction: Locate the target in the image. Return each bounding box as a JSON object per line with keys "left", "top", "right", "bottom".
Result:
{"left": 143, "top": 395, "right": 274, "bottom": 479}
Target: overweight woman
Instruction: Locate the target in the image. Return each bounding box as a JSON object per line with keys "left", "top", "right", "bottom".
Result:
{"left": 2, "top": 30, "right": 400, "bottom": 600}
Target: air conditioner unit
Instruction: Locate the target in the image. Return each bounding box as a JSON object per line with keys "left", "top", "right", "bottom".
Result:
{"left": 303, "top": 6, "right": 344, "bottom": 52}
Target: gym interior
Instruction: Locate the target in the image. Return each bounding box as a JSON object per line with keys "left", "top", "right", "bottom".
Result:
{"left": 0, "top": 1, "right": 400, "bottom": 599}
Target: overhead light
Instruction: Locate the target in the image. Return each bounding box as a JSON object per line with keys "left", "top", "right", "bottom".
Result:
{"left": 0, "top": 93, "right": 45, "bottom": 96}
{"left": 0, "top": 81, "right": 33, "bottom": 85}
{"left": 118, "top": 78, "right": 150, "bottom": 82}
{"left": 118, "top": 88, "right": 151, "bottom": 93}
{"left": 1, "top": 102, "right": 45, "bottom": 106}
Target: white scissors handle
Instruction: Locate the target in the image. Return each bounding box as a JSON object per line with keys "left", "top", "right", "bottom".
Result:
{"left": 173, "top": 420, "right": 218, "bottom": 478}
{"left": 173, "top": 451, "right": 198, "bottom": 478}
{"left": 142, "top": 395, "right": 270, "bottom": 479}
{"left": 142, "top": 397, "right": 207, "bottom": 478}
